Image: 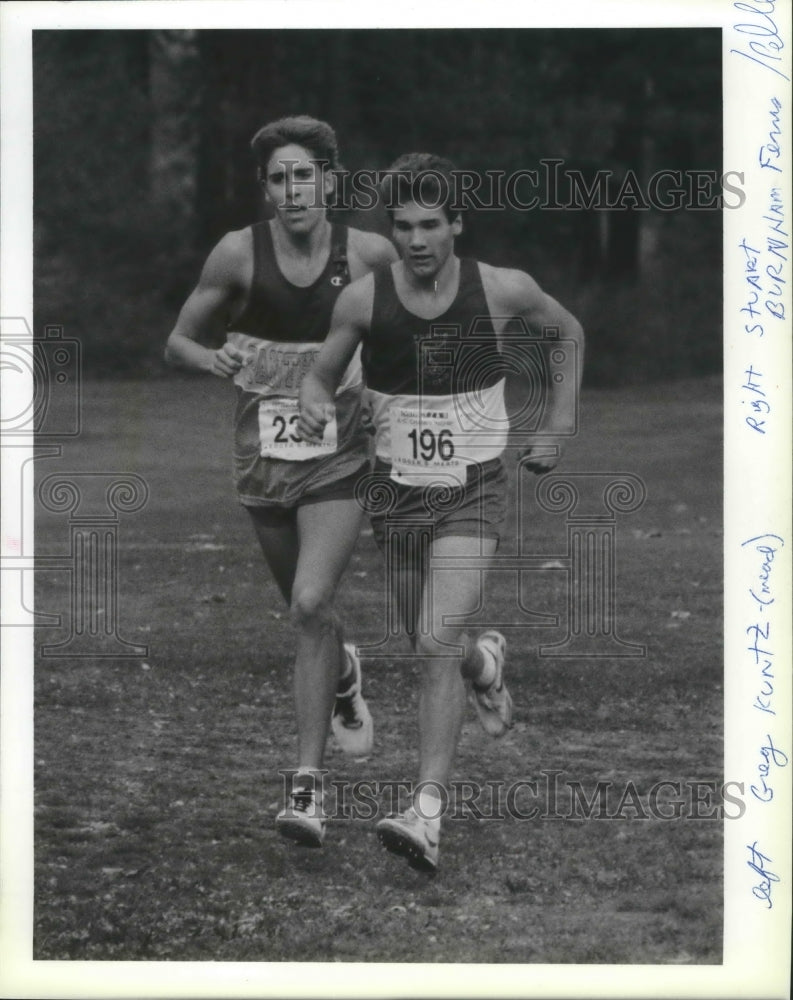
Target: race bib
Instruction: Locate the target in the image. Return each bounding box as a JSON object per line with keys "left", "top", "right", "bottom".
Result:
{"left": 258, "top": 398, "right": 337, "bottom": 461}
{"left": 389, "top": 406, "right": 466, "bottom": 486}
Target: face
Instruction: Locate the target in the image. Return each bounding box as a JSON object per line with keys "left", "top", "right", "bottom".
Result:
{"left": 391, "top": 201, "right": 462, "bottom": 281}
{"left": 263, "top": 143, "right": 334, "bottom": 232}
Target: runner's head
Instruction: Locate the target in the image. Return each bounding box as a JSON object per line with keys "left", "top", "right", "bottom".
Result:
{"left": 380, "top": 153, "right": 462, "bottom": 281}
{"left": 379, "top": 153, "right": 459, "bottom": 223}
{"left": 251, "top": 116, "right": 339, "bottom": 231}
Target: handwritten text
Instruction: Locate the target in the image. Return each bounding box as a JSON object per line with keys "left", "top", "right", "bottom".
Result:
{"left": 747, "top": 842, "right": 780, "bottom": 908}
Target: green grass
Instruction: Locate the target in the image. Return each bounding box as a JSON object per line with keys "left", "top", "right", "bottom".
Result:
{"left": 33, "top": 375, "right": 723, "bottom": 962}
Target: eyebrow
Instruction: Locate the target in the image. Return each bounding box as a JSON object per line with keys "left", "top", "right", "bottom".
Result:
{"left": 268, "top": 165, "right": 317, "bottom": 178}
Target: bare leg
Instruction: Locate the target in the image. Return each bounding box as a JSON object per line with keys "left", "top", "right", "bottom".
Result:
{"left": 413, "top": 534, "right": 497, "bottom": 789}
{"left": 290, "top": 499, "right": 364, "bottom": 771}
{"left": 247, "top": 508, "right": 300, "bottom": 604}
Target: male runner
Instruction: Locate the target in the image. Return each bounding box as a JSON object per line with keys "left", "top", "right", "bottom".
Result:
{"left": 299, "top": 153, "right": 584, "bottom": 870}
{"left": 165, "top": 116, "right": 397, "bottom": 848}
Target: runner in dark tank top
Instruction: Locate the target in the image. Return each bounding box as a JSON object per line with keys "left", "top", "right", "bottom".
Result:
{"left": 165, "top": 116, "right": 398, "bottom": 849}
{"left": 300, "top": 152, "right": 584, "bottom": 872}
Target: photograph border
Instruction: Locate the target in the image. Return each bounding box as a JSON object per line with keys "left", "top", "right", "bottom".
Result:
{"left": 2, "top": 1, "right": 791, "bottom": 997}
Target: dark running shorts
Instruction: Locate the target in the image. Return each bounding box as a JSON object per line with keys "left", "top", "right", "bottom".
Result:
{"left": 366, "top": 457, "right": 507, "bottom": 551}
{"left": 243, "top": 466, "right": 365, "bottom": 528}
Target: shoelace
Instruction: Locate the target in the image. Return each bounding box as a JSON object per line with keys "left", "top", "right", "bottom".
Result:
{"left": 291, "top": 789, "right": 315, "bottom": 813}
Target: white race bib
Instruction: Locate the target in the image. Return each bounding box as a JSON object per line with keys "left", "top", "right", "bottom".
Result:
{"left": 258, "top": 398, "right": 337, "bottom": 461}
{"left": 389, "top": 406, "right": 466, "bottom": 486}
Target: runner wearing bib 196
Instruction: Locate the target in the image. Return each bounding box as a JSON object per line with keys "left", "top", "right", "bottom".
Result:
{"left": 165, "top": 116, "right": 397, "bottom": 850}
{"left": 299, "top": 153, "right": 585, "bottom": 871}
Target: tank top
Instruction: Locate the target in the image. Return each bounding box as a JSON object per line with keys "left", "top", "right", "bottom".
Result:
{"left": 363, "top": 259, "right": 509, "bottom": 486}
{"left": 234, "top": 221, "right": 351, "bottom": 344}
{"left": 225, "top": 221, "right": 370, "bottom": 506}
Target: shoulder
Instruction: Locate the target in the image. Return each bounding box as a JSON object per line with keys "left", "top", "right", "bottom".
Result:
{"left": 201, "top": 227, "right": 254, "bottom": 288}
{"left": 347, "top": 227, "right": 398, "bottom": 272}
{"left": 334, "top": 269, "right": 376, "bottom": 324}
{"left": 477, "top": 260, "right": 543, "bottom": 314}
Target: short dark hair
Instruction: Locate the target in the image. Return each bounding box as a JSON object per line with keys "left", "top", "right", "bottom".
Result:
{"left": 379, "top": 152, "right": 460, "bottom": 221}
{"left": 251, "top": 115, "right": 340, "bottom": 174}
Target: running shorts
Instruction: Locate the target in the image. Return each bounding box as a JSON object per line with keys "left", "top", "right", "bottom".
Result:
{"left": 234, "top": 385, "right": 372, "bottom": 509}
{"left": 365, "top": 456, "right": 507, "bottom": 551}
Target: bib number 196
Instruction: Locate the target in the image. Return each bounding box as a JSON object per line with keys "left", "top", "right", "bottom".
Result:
{"left": 407, "top": 427, "right": 455, "bottom": 461}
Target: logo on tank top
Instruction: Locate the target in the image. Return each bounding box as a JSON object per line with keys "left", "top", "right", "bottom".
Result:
{"left": 330, "top": 276, "right": 344, "bottom": 287}
{"left": 252, "top": 344, "right": 319, "bottom": 392}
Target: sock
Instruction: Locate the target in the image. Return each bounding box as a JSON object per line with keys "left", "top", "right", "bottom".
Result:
{"left": 294, "top": 769, "right": 319, "bottom": 795}
{"left": 336, "top": 644, "right": 355, "bottom": 694}
{"left": 472, "top": 642, "right": 497, "bottom": 690}
{"left": 415, "top": 787, "right": 443, "bottom": 824}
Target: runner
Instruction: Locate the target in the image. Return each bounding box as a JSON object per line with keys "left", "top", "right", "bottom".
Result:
{"left": 299, "top": 153, "right": 584, "bottom": 870}
{"left": 165, "top": 116, "right": 398, "bottom": 848}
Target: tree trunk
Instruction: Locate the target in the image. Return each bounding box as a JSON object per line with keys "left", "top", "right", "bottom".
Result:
{"left": 149, "top": 30, "right": 202, "bottom": 244}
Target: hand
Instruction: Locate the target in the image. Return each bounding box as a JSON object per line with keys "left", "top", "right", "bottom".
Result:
{"left": 297, "top": 402, "right": 334, "bottom": 444}
{"left": 210, "top": 342, "right": 249, "bottom": 378}
{"left": 521, "top": 438, "right": 565, "bottom": 475}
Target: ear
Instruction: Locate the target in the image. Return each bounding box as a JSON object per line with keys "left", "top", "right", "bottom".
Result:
{"left": 451, "top": 213, "right": 463, "bottom": 237}
{"left": 323, "top": 168, "right": 336, "bottom": 203}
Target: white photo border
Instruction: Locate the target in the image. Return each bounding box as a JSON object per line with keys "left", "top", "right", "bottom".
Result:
{"left": 1, "top": 1, "right": 791, "bottom": 998}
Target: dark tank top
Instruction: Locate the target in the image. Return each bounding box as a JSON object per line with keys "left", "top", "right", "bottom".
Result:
{"left": 234, "top": 221, "right": 350, "bottom": 343}
{"left": 363, "top": 258, "right": 502, "bottom": 397}
{"left": 228, "top": 220, "right": 369, "bottom": 507}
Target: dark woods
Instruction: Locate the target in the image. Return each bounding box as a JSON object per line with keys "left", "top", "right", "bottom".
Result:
{"left": 34, "top": 29, "right": 722, "bottom": 382}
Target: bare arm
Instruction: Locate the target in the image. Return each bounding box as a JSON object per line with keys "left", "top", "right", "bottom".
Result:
{"left": 298, "top": 274, "right": 374, "bottom": 443}
{"left": 486, "top": 265, "right": 585, "bottom": 473}
{"left": 347, "top": 228, "right": 399, "bottom": 280}
{"left": 164, "top": 230, "right": 251, "bottom": 378}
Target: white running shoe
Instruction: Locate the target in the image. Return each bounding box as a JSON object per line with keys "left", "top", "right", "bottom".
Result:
{"left": 275, "top": 786, "right": 325, "bottom": 848}
{"left": 331, "top": 643, "right": 374, "bottom": 755}
{"left": 377, "top": 807, "right": 440, "bottom": 873}
{"left": 472, "top": 630, "right": 513, "bottom": 737}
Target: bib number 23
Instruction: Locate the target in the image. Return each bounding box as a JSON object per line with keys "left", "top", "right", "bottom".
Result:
{"left": 258, "top": 399, "right": 337, "bottom": 460}
{"left": 272, "top": 412, "right": 301, "bottom": 444}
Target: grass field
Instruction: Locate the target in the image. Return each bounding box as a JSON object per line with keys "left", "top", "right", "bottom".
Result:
{"left": 32, "top": 375, "right": 724, "bottom": 964}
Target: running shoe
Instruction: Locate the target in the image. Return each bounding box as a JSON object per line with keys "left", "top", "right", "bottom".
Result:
{"left": 275, "top": 786, "right": 325, "bottom": 848}
{"left": 471, "top": 630, "right": 513, "bottom": 737}
{"left": 376, "top": 807, "right": 440, "bottom": 873}
{"left": 331, "top": 643, "right": 374, "bottom": 755}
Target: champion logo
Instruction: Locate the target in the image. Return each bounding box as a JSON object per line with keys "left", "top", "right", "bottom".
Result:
{"left": 330, "top": 276, "right": 344, "bottom": 287}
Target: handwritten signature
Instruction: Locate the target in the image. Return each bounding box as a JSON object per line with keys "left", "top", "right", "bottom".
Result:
{"left": 751, "top": 734, "right": 789, "bottom": 802}
{"left": 746, "top": 621, "right": 775, "bottom": 715}
{"left": 747, "top": 842, "right": 780, "bottom": 908}
{"left": 741, "top": 364, "right": 770, "bottom": 433}
{"left": 759, "top": 96, "right": 783, "bottom": 171}
{"left": 731, "top": 1, "right": 790, "bottom": 81}
{"left": 742, "top": 533, "right": 784, "bottom": 608}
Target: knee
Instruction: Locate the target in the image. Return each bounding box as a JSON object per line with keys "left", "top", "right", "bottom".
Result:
{"left": 290, "top": 583, "right": 335, "bottom": 630}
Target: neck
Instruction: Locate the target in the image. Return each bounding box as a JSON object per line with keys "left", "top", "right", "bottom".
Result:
{"left": 271, "top": 215, "right": 331, "bottom": 257}
{"left": 403, "top": 253, "right": 459, "bottom": 294}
